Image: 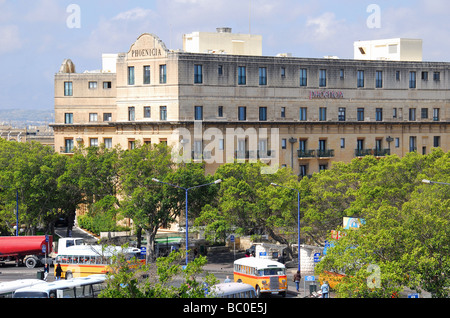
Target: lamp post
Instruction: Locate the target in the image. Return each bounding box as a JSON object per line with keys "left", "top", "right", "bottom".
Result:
{"left": 270, "top": 182, "right": 301, "bottom": 273}
{"left": 152, "top": 178, "right": 222, "bottom": 265}
{"left": 422, "top": 179, "right": 450, "bottom": 186}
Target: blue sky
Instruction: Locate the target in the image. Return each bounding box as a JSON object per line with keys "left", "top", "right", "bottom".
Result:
{"left": 0, "top": 0, "right": 449, "bottom": 112}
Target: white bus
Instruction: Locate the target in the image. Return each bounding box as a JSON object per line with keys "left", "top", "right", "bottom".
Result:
{"left": 210, "top": 282, "right": 256, "bottom": 298}
{"left": 13, "top": 274, "right": 107, "bottom": 298}
{"left": 0, "top": 279, "right": 44, "bottom": 298}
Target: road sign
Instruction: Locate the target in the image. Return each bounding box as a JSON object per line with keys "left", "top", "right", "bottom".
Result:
{"left": 230, "top": 234, "right": 235, "bottom": 242}
{"left": 408, "top": 293, "right": 419, "bottom": 298}
{"left": 140, "top": 247, "right": 146, "bottom": 255}
{"left": 314, "top": 253, "right": 321, "bottom": 262}
{"left": 305, "top": 275, "right": 315, "bottom": 282}
{"left": 41, "top": 244, "right": 46, "bottom": 253}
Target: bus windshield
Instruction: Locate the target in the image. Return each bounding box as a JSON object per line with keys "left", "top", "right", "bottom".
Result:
{"left": 258, "top": 267, "right": 285, "bottom": 276}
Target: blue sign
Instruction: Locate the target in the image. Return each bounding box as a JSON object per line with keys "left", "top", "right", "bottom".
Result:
{"left": 314, "top": 253, "right": 321, "bottom": 262}
{"left": 408, "top": 293, "right": 419, "bottom": 298}
{"left": 305, "top": 275, "right": 315, "bottom": 282}
{"left": 41, "top": 244, "right": 46, "bottom": 253}
{"left": 259, "top": 252, "right": 267, "bottom": 257}
{"left": 140, "top": 247, "right": 146, "bottom": 255}
{"left": 230, "top": 235, "right": 235, "bottom": 242}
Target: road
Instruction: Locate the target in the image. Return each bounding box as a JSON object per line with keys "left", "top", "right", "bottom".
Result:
{"left": 0, "top": 227, "right": 313, "bottom": 298}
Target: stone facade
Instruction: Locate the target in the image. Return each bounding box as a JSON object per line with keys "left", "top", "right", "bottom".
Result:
{"left": 52, "top": 33, "right": 449, "bottom": 176}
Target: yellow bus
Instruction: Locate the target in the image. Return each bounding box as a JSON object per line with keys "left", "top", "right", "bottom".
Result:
{"left": 233, "top": 257, "right": 287, "bottom": 297}
{"left": 54, "top": 244, "right": 142, "bottom": 279}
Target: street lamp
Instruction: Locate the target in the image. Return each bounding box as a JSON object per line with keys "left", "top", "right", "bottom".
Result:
{"left": 270, "top": 182, "right": 301, "bottom": 273}
{"left": 152, "top": 178, "right": 222, "bottom": 265}
{"left": 422, "top": 179, "right": 450, "bottom": 186}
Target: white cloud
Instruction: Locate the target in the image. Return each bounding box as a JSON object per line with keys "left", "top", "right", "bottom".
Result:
{"left": 0, "top": 25, "right": 22, "bottom": 54}
{"left": 112, "top": 8, "right": 155, "bottom": 21}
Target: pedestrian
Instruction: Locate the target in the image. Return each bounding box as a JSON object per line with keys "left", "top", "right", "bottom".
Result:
{"left": 224, "top": 276, "right": 232, "bottom": 283}
{"left": 55, "top": 263, "right": 63, "bottom": 281}
{"left": 321, "top": 281, "right": 330, "bottom": 298}
{"left": 43, "top": 263, "right": 49, "bottom": 281}
{"left": 293, "top": 270, "right": 301, "bottom": 292}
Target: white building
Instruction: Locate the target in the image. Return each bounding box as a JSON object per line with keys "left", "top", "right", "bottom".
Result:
{"left": 354, "top": 38, "right": 423, "bottom": 61}
{"left": 183, "top": 27, "right": 263, "bottom": 56}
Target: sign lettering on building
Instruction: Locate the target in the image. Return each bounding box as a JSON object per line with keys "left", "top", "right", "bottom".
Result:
{"left": 128, "top": 33, "right": 168, "bottom": 60}
{"left": 309, "top": 90, "right": 344, "bottom": 100}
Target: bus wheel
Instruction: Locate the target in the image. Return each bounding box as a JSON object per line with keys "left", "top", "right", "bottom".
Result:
{"left": 65, "top": 271, "right": 73, "bottom": 280}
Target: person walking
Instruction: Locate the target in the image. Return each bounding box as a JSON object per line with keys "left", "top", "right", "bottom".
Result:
{"left": 321, "top": 281, "right": 330, "bottom": 298}
{"left": 293, "top": 270, "right": 301, "bottom": 292}
{"left": 43, "top": 263, "right": 49, "bottom": 281}
{"left": 55, "top": 263, "right": 63, "bottom": 281}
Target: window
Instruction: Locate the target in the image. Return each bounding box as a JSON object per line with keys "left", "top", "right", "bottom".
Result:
{"left": 409, "top": 136, "right": 417, "bottom": 152}
{"left": 300, "top": 69, "right": 307, "bottom": 86}
{"left": 104, "top": 138, "right": 112, "bottom": 149}
{"left": 128, "top": 139, "right": 136, "bottom": 150}
{"left": 259, "top": 107, "right": 267, "bottom": 121}
{"left": 376, "top": 71, "right": 383, "bottom": 88}
{"left": 338, "top": 107, "right": 346, "bottom": 121}
{"left": 319, "top": 69, "right": 326, "bottom": 87}
{"left": 281, "top": 107, "right": 286, "bottom": 118}
{"left": 393, "top": 108, "right": 397, "bottom": 119}
{"left": 103, "top": 113, "right": 112, "bottom": 122}
{"left": 160, "top": 106, "right": 167, "bottom": 120}
{"left": 259, "top": 67, "right": 267, "bottom": 85}
{"left": 194, "top": 65, "right": 203, "bottom": 84}
{"left": 376, "top": 108, "right": 383, "bottom": 121}
{"left": 90, "top": 138, "right": 99, "bottom": 147}
{"left": 396, "top": 71, "right": 401, "bottom": 81}
{"left": 421, "top": 71, "right": 428, "bottom": 81}
{"left": 160, "top": 65, "right": 167, "bottom": 84}
{"left": 340, "top": 69, "right": 344, "bottom": 79}
{"left": 128, "top": 66, "right": 135, "bottom": 85}
{"left": 65, "top": 139, "right": 74, "bottom": 153}
{"left": 299, "top": 107, "right": 307, "bottom": 121}
{"left": 409, "top": 108, "right": 416, "bottom": 121}
{"left": 340, "top": 138, "right": 345, "bottom": 148}
{"left": 282, "top": 138, "right": 287, "bottom": 149}
{"left": 318, "top": 139, "right": 326, "bottom": 151}
{"left": 144, "top": 106, "right": 151, "bottom": 118}
{"left": 89, "top": 113, "right": 98, "bottom": 122}
{"left": 143, "top": 66, "right": 151, "bottom": 84}
{"left": 194, "top": 106, "right": 203, "bottom": 120}
{"left": 64, "top": 82, "right": 73, "bottom": 96}
{"left": 357, "top": 70, "right": 365, "bottom": 88}
{"left": 238, "top": 106, "right": 246, "bottom": 120}
{"left": 281, "top": 67, "right": 286, "bottom": 78}
{"left": 409, "top": 71, "right": 416, "bottom": 88}
{"left": 128, "top": 107, "right": 135, "bottom": 121}
{"left": 433, "top": 108, "right": 440, "bottom": 121}
{"left": 356, "top": 139, "right": 364, "bottom": 150}
{"left": 88, "top": 81, "right": 97, "bottom": 89}
{"left": 319, "top": 107, "right": 327, "bottom": 121}
{"left": 218, "top": 65, "right": 223, "bottom": 76}
{"left": 219, "top": 139, "right": 224, "bottom": 150}
{"left": 103, "top": 81, "right": 112, "bottom": 89}
{"left": 357, "top": 108, "right": 364, "bottom": 121}
{"left": 238, "top": 66, "right": 246, "bottom": 85}
{"left": 433, "top": 136, "right": 441, "bottom": 147}
{"left": 421, "top": 108, "right": 428, "bottom": 119}
{"left": 433, "top": 72, "right": 440, "bottom": 81}
{"left": 395, "top": 138, "right": 400, "bottom": 148}
{"left": 299, "top": 165, "right": 308, "bottom": 177}
{"left": 64, "top": 113, "right": 73, "bottom": 124}
{"left": 218, "top": 106, "right": 223, "bottom": 117}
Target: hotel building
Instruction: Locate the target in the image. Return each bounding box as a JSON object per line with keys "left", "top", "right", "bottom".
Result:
{"left": 52, "top": 29, "right": 448, "bottom": 176}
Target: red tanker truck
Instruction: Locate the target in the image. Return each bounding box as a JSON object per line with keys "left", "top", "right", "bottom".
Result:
{"left": 0, "top": 236, "right": 53, "bottom": 268}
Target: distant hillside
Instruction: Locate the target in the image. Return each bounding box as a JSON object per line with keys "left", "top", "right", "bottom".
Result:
{"left": 0, "top": 108, "right": 54, "bottom": 128}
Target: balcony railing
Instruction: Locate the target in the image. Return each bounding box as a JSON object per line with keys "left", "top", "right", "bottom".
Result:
{"left": 60, "top": 146, "right": 74, "bottom": 154}
{"left": 316, "top": 149, "right": 334, "bottom": 158}
{"left": 297, "top": 149, "right": 316, "bottom": 158}
{"left": 355, "top": 148, "right": 390, "bottom": 157}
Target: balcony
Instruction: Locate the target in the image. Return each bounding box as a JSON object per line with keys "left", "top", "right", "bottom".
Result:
{"left": 355, "top": 148, "right": 390, "bottom": 157}
{"left": 257, "top": 150, "right": 275, "bottom": 159}
{"left": 297, "top": 149, "right": 316, "bottom": 158}
{"left": 192, "top": 151, "right": 212, "bottom": 161}
{"left": 316, "top": 149, "right": 334, "bottom": 158}
{"left": 60, "top": 146, "right": 74, "bottom": 154}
